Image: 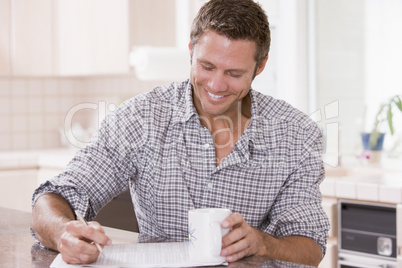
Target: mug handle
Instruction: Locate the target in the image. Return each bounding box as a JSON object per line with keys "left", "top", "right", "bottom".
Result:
{"left": 210, "top": 221, "right": 222, "bottom": 256}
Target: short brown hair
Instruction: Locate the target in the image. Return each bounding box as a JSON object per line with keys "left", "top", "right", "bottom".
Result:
{"left": 190, "top": 0, "right": 271, "bottom": 64}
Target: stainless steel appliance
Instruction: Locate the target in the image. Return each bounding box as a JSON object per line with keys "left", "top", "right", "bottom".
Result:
{"left": 338, "top": 200, "right": 397, "bottom": 268}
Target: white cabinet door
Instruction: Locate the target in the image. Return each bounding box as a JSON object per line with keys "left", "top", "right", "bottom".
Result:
{"left": 11, "top": 0, "right": 53, "bottom": 76}
{"left": 54, "top": 0, "right": 129, "bottom": 76}
{"left": 129, "top": 0, "right": 176, "bottom": 47}
{"left": 5, "top": 0, "right": 129, "bottom": 76}
{"left": 0, "top": 169, "right": 38, "bottom": 212}
{"left": 0, "top": 0, "right": 11, "bottom": 75}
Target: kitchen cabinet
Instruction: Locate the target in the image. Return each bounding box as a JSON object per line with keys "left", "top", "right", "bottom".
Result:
{"left": 320, "top": 198, "right": 338, "bottom": 268}
{"left": 12, "top": 0, "right": 53, "bottom": 76}
{"left": 0, "top": 169, "right": 38, "bottom": 212}
{"left": 2, "top": 0, "right": 129, "bottom": 76}
{"left": 54, "top": 0, "right": 129, "bottom": 76}
{"left": 129, "top": 0, "right": 176, "bottom": 47}
{"left": 0, "top": 0, "right": 11, "bottom": 75}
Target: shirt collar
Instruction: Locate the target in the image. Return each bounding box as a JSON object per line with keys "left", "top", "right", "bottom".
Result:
{"left": 171, "top": 79, "right": 198, "bottom": 126}
{"left": 234, "top": 89, "right": 260, "bottom": 157}
{"left": 183, "top": 82, "right": 198, "bottom": 123}
{"left": 173, "top": 81, "right": 266, "bottom": 150}
{"left": 178, "top": 81, "right": 259, "bottom": 123}
{"left": 243, "top": 89, "right": 261, "bottom": 145}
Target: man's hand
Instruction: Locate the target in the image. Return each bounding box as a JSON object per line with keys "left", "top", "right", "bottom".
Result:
{"left": 31, "top": 194, "right": 113, "bottom": 265}
{"left": 219, "top": 213, "right": 322, "bottom": 266}
{"left": 59, "top": 220, "right": 112, "bottom": 264}
{"left": 220, "top": 212, "right": 262, "bottom": 262}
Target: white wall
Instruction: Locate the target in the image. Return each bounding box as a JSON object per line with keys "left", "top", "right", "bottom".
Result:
{"left": 315, "top": 0, "right": 402, "bottom": 156}
{"left": 253, "top": 0, "right": 309, "bottom": 113}
{"left": 364, "top": 0, "right": 402, "bottom": 152}
{"left": 316, "top": 0, "right": 366, "bottom": 156}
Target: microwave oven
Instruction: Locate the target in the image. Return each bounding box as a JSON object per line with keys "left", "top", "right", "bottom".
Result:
{"left": 338, "top": 200, "right": 397, "bottom": 268}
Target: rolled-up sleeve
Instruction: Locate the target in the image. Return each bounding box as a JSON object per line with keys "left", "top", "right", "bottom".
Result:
{"left": 264, "top": 123, "right": 330, "bottom": 257}
{"left": 31, "top": 97, "right": 145, "bottom": 242}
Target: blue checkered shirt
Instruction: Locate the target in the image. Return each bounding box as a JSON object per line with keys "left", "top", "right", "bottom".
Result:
{"left": 32, "top": 79, "right": 329, "bottom": 255}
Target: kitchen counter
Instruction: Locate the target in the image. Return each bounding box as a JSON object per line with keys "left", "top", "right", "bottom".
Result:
{"left": 321, "top": 174, "right": 402, "bottom": 203}
{"left": 0, "top": 207, "right": 136, "bottom": 268}
{"left": 320, "top": 154, "right": 402, "bottom": 203}
{"left": 0, "top": 148, "right": 78, "bottom": 170}
{"left": 2, "top": 149, "right": 402, "bottom": 268}
{"left": 1, "top": 207, "right": 314, "bottom": 268}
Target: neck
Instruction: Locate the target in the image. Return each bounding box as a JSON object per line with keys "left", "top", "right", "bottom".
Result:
{"left": 198, "top": 95, "right": 252, "bottom": 150}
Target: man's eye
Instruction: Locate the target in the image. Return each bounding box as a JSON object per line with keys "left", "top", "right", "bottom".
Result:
{"left": 202, "top": 65, "right": 213, "bottom": 71}
{"left": 229, "top": 73, "right": 241, "bottom": 78}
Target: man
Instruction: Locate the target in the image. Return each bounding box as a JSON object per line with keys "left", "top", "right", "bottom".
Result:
{"left": 31, "top": 0, "right": 329, "bottom": 266}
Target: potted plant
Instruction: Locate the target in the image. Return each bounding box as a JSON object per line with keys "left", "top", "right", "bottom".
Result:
{"left": 363, "top": 94, "right": 402, "bottom": 150}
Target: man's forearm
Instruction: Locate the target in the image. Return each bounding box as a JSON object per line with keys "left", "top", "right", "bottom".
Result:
{"left": 256, "top": 230, "right": 322, "bottom": 267}
{"left": 31, "top": 193, "right": 76, "bottom": 251}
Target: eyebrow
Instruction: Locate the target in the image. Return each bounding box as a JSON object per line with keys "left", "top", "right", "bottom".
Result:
{"left": 197, "top": 59, "right": 247, "bottom": 73}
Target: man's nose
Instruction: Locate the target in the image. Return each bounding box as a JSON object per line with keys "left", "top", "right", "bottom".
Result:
{"left": 208, "top": 72, "right": 227, "bottom": 93}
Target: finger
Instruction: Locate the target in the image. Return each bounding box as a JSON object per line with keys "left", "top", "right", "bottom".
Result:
{"left": 221, "top": 212, "right": 244, "bottom": 229}
{"left": 60, "top": 231, "right": 100, "bottom": 264}
{"left": 225, "top": 250, "right": 248, "bottom": 263}
{"left": 87, "top": 221, "right": 106, "bottom": 234}
{"left": 221, "top": 237, "right": 250, "bottom": 262}
{"left": 87, "top": 221, "right": 112, "bottom": 246}
{"left": 61, "top": 243, "right": 99, "bottom": 264}
{"left": 61, "top": 230, "right": 99, "bottom": 255}
{"left": 222, "top": 224, "right": 248, "bottom": 247}
{"left": 221, "top": 213, "right": 250, "bottom": 248}
{"left": 223, "top": 231, "right": 261, "bottom": 263}
{"left": 60, "top": 242, "right": 80, "bottom": 264}
{"left": 66, "top": 221, "right": 112, "bottom": 246}
{"left": 220, "top": 215, "right": 261, "bottom": 262}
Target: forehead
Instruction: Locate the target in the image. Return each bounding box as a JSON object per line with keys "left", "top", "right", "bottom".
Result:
{"left": 193, "top": 30, "right": 257, "bottom": 66}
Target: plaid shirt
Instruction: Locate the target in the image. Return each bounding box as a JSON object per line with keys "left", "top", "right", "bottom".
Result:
{"left": 32, "top": 79, "right": 329, "bottom": 255}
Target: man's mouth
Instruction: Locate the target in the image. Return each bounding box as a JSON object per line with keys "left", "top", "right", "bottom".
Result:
{"left": 207, "top": 91, "right": 225, "bottom": 100}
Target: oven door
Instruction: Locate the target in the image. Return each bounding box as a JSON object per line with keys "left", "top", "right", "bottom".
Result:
{"left": 338, "top": 252, "right": 397, "bottom": 268}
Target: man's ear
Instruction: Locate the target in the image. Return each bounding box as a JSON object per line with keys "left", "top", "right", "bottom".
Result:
{"left": 255, "top": 56, "right": 269, "bottom": 77}
{"left": 188, "top": 41, "right": 192, "bottom": 51}
{"left": 188, "top": 41, "right": 193, "bottom": 63}
{"left": 188, "top": 41, "right": 193, "bottom": 55}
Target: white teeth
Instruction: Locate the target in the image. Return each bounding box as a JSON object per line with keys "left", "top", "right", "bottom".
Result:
{"left": 207, "top": 91, "right": 224, "bottom": 99}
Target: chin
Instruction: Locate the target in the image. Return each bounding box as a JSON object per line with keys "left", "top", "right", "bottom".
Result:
{"left": 200, "top": 103, "right": 230, "bottom": 117}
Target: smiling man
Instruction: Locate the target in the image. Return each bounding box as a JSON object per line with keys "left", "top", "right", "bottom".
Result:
{"left": 31, "top": 0, "right": 329, "bottom": 266}
{"left": 190, "top": 30, "right": 267, "bottom": 166}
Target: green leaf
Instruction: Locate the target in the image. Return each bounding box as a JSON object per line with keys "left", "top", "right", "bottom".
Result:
{"left": 387, "top": 103, "right": 394, "bottom": 135}
{"left": 394, "top": 96, "right": 402, "bottom": 111}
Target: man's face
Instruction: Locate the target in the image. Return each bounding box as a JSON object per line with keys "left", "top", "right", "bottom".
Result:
{"left": 189, "top": 30, "right": 267, "bottom": 120}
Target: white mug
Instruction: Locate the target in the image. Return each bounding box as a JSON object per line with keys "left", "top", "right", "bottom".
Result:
{"left": 188, "top": 208, "right": 232, "bottom": 264}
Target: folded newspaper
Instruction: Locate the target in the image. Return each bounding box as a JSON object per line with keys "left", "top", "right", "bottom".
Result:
{"left": 50, "top": 242, "right": 227, "bottom": 268}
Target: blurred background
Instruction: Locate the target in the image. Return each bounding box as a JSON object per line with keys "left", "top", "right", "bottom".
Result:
{"left": 1, "top": 0, "right": 401, "bottom": 156}
{"left": 1, "top": 0, "right": 402, "bottom": 207}
{"left": 1, "top": 2, "right": 402, "bottom": 267}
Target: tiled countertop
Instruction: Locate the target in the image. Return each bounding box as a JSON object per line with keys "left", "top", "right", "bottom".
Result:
{"left": 322, "top": 155, "right": 402, "bottom": 204}
{"left": 321, "top": 174, "right": 402, "bottom": 204}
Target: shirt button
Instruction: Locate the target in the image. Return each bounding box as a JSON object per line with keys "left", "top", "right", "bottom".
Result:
{"left": 203, "top": 143, "right": 210, "bottom": 149}
{"left": 207, "top": 182, "right": 213, "bottom": 189}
